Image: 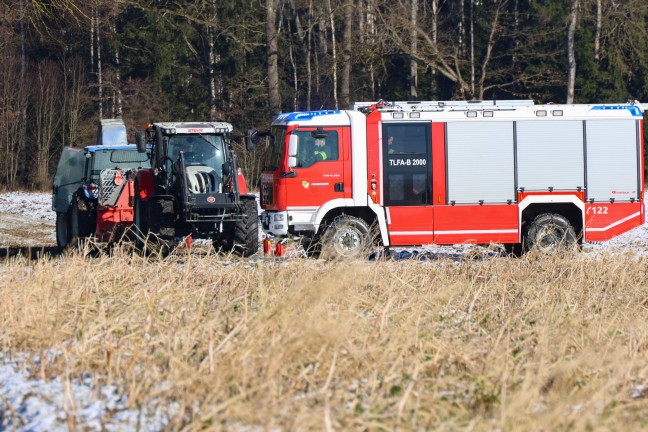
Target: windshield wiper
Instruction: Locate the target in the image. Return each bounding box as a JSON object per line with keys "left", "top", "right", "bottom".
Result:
{"left": 195, "top": 133, "right": 220, "bottom": 150}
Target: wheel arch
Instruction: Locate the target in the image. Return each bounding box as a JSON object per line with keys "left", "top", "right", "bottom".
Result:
{"left": 313, "top": 197, "right": 389, "bottom": 246}
{"left": 520, "top": 200, "right": 584, "bottom": 243}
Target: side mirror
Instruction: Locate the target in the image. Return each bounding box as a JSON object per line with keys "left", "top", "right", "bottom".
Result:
{"left": 245, "top": 129, "right": 258, "bottom": 151}
{"left": 288, "top": 157, "right": 298, "bottom": 168}
{"left": 135, "top": 132, "right": 147, "bottom": 153}
{"left": 288, "top": 134, "right": 299, "bottom": 157}
{"left": 222, "top": 161, "right": 232, "bottom": 176}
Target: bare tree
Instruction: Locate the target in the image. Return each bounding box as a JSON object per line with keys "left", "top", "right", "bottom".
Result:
{"left": 32, "top": 61, "right": 62, "bottom": 188}
{"left": 326, "top": 0, "right": 339, "bottom": 108}
{"left": 567, "top": 0, "right": 578, "bottom": 103}
{"left": 266, "top": 0, "right": 281, "bottom": 116}
{"left": 594, "top": 0, "right": 601, "bottom": 62}
{"left": 379, "top": 0, "right": 508, "bottom": 99}
{"left": 409, "top": 0, "right": 418, "bottom": 100}
{"left": 0, "top": 54, "right": 28, "bottom": 188}
{"left": 340, "top": 0, "right": 353, "bottom": 108}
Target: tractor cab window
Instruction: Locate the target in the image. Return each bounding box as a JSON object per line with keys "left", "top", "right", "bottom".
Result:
{"left": 91, "top": 150, "right": 149, "bottom": 179}
{"left": 292, "top": 129, "right": 339, "bottom": 168}
{"left": 167, "top": 134, "right": 226, "bottom": 194}
{"left": 168, "top": 134, "right": 226, "bottom": 172}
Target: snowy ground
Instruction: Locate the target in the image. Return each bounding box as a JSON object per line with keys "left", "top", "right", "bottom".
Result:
{"left": 2, "top": 191, "right": 648, "bottom": 254}
{"left": 0, "top": 192, "right": 56, "bottom": 247}
{"left": 2, "top": 191, "right": 648, "bottom": 430}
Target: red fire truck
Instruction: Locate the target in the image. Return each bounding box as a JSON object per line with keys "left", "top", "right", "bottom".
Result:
{"left": 248, "top": 100, "right": 646, "bottom": 257}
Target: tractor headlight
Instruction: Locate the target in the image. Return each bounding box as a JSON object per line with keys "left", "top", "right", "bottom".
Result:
{"left": 273, "top": 214, "right": 285, "bottom": 222}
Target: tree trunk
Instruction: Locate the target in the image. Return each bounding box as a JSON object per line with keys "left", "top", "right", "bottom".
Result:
{"left": 409, "top": 0, "right": 418, "bottom": 100}
{"left": 307, "top": 0, "right": 313, "bottom": 110}
{"left": 327, "top": 0, "right": 339, "bottom": 109}
{"left": 266, "top": 0, "right": 281, "bottom": 117}
{"left": 289, "top": 41, "right": 298, "bottom": 111}
{"left": 96, "top": 7, "right": 103, "bottom": 118}
{"left": 114, "top": 27, "right": 122, "bottom": 117}
{"left": 459, "top": 0, "right": 465, "bottom": 57}
{"left": 430, "top": 0, "right": 438, "bottom": 98}
{"left": 341, "top": 0, "right": 353, "bottom": 109}
{"left": 566, "top": 0, "right": 578, "bottom": 104}
{"left": 470, "top": 0, "right": 475, "bottom": 97}
{"left": 594, "top": 0, "right": 601, "bottom": 62}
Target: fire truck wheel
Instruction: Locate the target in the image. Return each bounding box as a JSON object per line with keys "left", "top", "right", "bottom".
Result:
{"left": 503, "top": 243, "right": 523, "bottom": 257}
{"left": 232, "top": 199, "right": 259, "bottom": 257}
{"left": 55, "top": 212, "right": 70, "bottom": 249}
{"left": 303, "top": 236, "right": 322, "bottom": 258}
{"left": 525, "top": 213, "right": 577, "bottom": 253}
{"left": 320, "top": 215, "right": 371, "bottom": 259}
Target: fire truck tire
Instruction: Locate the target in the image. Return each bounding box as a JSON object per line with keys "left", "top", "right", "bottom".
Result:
{"left": 525, "top": 213, "right": 577, "bottom": 253}
{"left": 503, "top": 243, "right": 523, "bottom": 257}
{"left": 319, "top": 215, "right": 372, "bottom": 259}
{"left": 55, "top": 212, "right": 70, "bottom": 249}
{"left": 232, "top": 199, "right": 259, "bottom": 257}
{"left": 303, "top": 236, "right": 322, "bottom": 258}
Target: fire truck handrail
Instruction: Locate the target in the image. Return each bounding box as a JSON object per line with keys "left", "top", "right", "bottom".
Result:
{"left": 353, "top": 99, "right": 536, "bottom": 113}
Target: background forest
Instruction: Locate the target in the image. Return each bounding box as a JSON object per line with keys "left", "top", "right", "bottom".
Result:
{"left": 1, "top": 0, "right": 647, "bottom": 190}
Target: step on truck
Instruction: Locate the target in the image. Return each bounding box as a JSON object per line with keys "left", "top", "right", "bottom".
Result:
{"left": 248, "top": 100, "right": 646, "bottom": 258}
{"left": 134, "top": 122, "right": 258, "bottom": 256}
{"left": 52, "top": 119, "right": 151, "bottom": 249}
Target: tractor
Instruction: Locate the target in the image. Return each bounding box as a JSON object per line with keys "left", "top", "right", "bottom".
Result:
{"left": 133, "top": 122, "right": 258, "bottom": 256}
{"left": 52, "top": 119, "right": 150, "bottom": 249}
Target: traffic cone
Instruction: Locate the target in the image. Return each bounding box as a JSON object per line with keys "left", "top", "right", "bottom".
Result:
{"left": 263, "top": 236, "right": 272, "bottom": 255}
{"left": 274, "top": 241, "right": 285, "bottom": 257}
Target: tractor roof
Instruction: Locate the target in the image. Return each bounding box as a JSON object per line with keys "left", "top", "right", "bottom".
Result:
{"left": 151, "top": 122, "right": 233, "bottom": 134}
{"left": 85, "top": 144, "right": 139, "bottom": 153}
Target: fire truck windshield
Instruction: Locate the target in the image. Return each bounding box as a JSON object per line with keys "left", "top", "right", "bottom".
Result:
{"left": 263, "top": 127, "right": 286, "bottom": 171}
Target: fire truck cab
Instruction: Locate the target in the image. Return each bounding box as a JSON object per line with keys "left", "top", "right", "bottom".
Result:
{"left": 251, "top": 100, "right": 646, "bottom": 258}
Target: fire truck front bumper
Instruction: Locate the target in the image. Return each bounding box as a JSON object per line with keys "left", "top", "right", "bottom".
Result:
{"left": 261, "top": 211, "right": 290, "bottom": 236}
{"left": 262, "top": 209, "right": 320, "bottom": 236}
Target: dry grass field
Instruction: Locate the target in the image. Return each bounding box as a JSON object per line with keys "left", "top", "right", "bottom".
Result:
{"left": 2, "top": 247, "right": 648, "bottom": 430}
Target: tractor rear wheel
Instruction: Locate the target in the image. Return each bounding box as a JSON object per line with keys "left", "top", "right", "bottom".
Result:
{"left": 319, "top": 215, "right": 372, "bottom": 259}
{"left": 525, "top": 213, "right": 577, "bottom": 253}
{"left": 69, "top": 196, "right": 95, "bottom": 248}
{"left": 232, "top": 198, "right": 259, "bottom": 257}
{"left": 55, "top": 212, "right": 70, "bottom": 249}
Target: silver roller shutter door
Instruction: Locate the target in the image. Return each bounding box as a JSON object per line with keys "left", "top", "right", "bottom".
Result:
{"left": 585, "top": 120, "right": 639, "bottom": 202}
{"left": 516, "top": 120, "right": 584, "bottom": 191}
{"left": 446, "top": 122, "right": 515, "bottom": 204}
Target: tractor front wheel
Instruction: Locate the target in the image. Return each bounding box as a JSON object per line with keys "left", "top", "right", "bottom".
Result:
{"left": 232, "top": 198, "right": 259, "bottom": 257}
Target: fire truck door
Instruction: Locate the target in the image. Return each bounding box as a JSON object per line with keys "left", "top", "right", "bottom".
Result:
{"left": 283, "top": 127, "right": 351, "bottom": 208}
{"left": 382, "top": 123, "right": 434, "bottom": 246}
